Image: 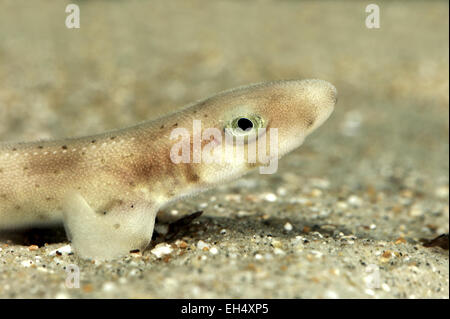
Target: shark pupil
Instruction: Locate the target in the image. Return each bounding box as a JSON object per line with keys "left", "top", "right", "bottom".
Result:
{"left": 237, "top": 118, "right": 253, "bottom": 131}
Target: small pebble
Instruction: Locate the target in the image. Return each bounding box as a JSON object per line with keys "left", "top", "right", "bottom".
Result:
{"left": 175, "top": 240, "right": 188, "bottom": 249}
{"left": 284, "top": 222, "right": 293, "bottom": 232}
{"left": 150, "top": 243, "right": 173, "bottom": 258}
{"left": 381, "top": 250, "right": 393, "bottom": 259}
{"left": 49, "top": 244, "right": 72, "bottom": 256}
{"left": 197, "top": 240, "right": 210, "bottom": 250}
{"left": 254, "top": 254, "right": 263, "bottom": 260}
{"left": 347, "top": 195, "right": 363, "bottom": 207}
{"left": 21, "top": 260, "right": 33, "bottom": 267}
{"left": 409, "top": 204, "right": 424, "bottom": 217}
{"left": 262, "top": 193, "right": 277, "bottom": 202}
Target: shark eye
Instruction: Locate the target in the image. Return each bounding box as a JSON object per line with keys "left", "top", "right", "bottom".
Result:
{"left": 226, "top": 115, "right": 265, "bottom": 138}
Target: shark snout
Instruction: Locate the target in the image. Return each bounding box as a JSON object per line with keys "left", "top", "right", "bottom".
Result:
{"left": 296, "top": 79, "right": 337, "bottom": 133}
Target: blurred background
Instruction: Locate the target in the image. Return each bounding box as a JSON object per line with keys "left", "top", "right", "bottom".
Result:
{"left": 0, "top": 0, "right": 448, "bottom": 298}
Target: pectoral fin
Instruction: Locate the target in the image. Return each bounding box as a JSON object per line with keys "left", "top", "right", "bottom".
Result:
{"left": 62, "top": 192, "right": 157, "bottom": 260}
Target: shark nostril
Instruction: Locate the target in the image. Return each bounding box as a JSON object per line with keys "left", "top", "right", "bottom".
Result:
{"left": 306, "top": 116, "right": 315, "bottom": 128}
{"left": 328, "top": 83, "right": 338, "bottom": 106}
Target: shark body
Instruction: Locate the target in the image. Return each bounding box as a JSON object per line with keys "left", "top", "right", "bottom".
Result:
{"left": 0, "top": 79, "right": 337, "bottom": 259}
